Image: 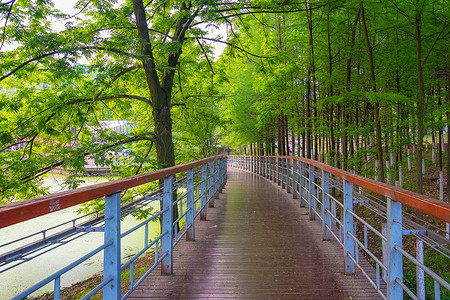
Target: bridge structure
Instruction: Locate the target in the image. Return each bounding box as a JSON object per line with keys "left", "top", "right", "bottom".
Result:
{"left": 0, "top": 155, "right": 449, "bottom": 299}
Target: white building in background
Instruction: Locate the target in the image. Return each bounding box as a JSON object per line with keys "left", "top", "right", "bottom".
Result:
{"left": 95, "top": 120, "right": 132, "bottom": 135}
{"left": 88, "top": 120, "right": 132, "bottom": 142}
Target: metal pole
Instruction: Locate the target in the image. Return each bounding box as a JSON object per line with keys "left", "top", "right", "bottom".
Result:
{"left": 209, "top": 162, "right": 214, "bottom": 207}
{"left": 286, "top": 158, "right": 291, "bottom": 194}
{"left": 103, "top": 192, "right": 121, "bottom": 300}
{"left": 200, "top": 163, "right": 207, "bottom": 221}
{"left": 387, "top": 197, "right": 403, "bottom": 299}
{"left": 214, "top": 160, "right": 219, "bottom": 199}
{"left": 344, "top": 180, "right": 355, "bottom": 275}
{"left": 416, "top": 239, "right": 425, "bottom": 300}
{"left": 309, "top": 164, "right": 316, "bottom": 220}
{"left": 186, "top": 168, "right": 195, "bottom": 241}
{"left": 293, "top": 159, "right": 298, "bottom": 199}
{"left": 322, "top": 170, "right": 331, "bottom": 240}
{"left": 300, "top": 162, "right": 306, "bottom": 208}
{"left": 161, "top": 176, "right": 174, "bottom": 275}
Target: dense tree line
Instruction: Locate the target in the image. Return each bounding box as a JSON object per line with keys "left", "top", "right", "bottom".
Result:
{"left": 0, "top": 0, "right": 448, "bottom": 203}
{"left": 220, "top": 0, "right": 449, "bottom": 199}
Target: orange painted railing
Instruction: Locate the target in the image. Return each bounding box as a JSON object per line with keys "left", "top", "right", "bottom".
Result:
{"left": 233, "top": 155, "right": 450, "bottom": 223}
{"left": 0, "top": 156, "right": 224, "bottom": 229}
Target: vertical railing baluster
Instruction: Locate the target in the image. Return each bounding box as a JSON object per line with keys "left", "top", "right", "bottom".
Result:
{"left": 309, "top": 164, "right": 316, "bottom": 220}
{"left": 300, "top": 162, "right": 306, "bottom": 208}
{"left": 200, "top": 163, "right": 207, "bottom": 221}
{"left": 129, "top": 262, "right": 134, "bottom": 289}
{"left": 214, "top": 160, "right": 219, "bottom": 199}
{"left": 282, "top": 158, "right": 286, "bottom": 189}
{"left": 293, "top": 159, "right": 298, "bottom": 199}
{"left": 322, "top": 170, "right": 331, "bottom": 240}
{"left": 344, "top": 180, "right": 355, "bottom": 275}
{"left": 224, "top": 157, "right": 228, "bottom": 185}
{"left": 209, "top": 162, "right": 215, "bottom": 207}
{"left": 103, "top": 192, "right": 121, "bottom": 298}
{"left": 145, "top": 223, "right": 149, "bottom": 247}
{"left": 416, "top": 239, "right": 425, "bottom": 300}
{"left": 161, "top": 175, "right": 173, "bottom": 275}
{"left": 387, "top": 197, "right": 403, "bottom": 299}
{"left": 269, "top": 157, "right": 273, "bottom": 181}
{"left": 435, "top": 281, "right": 441, "bottom": 299}
{"left": 54, "top": 277, "right": 60, "bottom": 300}
{"left": 277, "top": 158, "right": 281, "bottom": 186}
{"left": 186, "top": 168, "right": 195, "bottom": 241}
{"left": 263, "top": 156, "right": 266, "bottom": 178}
{"left": 257, "top": 156, "right": 260, "bottom": 175}
{"left": 219, "top": 158, "right": 224, "bottom": 192}
{"left": 286, "top": 158, "right": 291, "bottom": 193}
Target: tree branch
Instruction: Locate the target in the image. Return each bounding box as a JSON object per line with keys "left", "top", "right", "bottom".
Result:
{"left": 0, "top": 46, "right": 136, "bottom": 82}
{"left": 197, "top": 37, "right": 275, "bottom": 59}
{"left": 195, "top": 37, "right": 215, "bottom": 75}
{"left": 67, "top": 94, "right": 151, "bottom": 106}
{"left": 0, "top": 0, "right": 15, "bottom": 51}
{"left": 94, "top": 65, "right": 144, "bottom": 99}
{"left": 8, "top": 133, "right": 156, "bottom": 190}
{"left": 192, "top": 4, "right": 328, "bottom": 27}
{"left": 422, "top": 21, "right": 449, "bottom": 67}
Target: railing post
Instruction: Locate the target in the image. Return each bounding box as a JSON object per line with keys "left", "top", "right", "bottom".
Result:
{"left": 263, "top": 157, "right": 267, "bottom": 178}
{"left": 224, "top": 157, "right": 228, "bottom": 185}
{"left": 214, "top": 160, "right": 219, "bottom": 199}
{"left": 220, "top": 158, "right": 226, "bottom": 191}
{"left": 286, "top": 158, "right": 291, "bottom": 194}
{"left": 387, "top": 197, "right": 403, "bottom": 299}
{"left": 300, "top": 162, "right": 306, "bottom": 207}
{"left": 322, "top": 170, "right": 331, "bottom": 240}
{"left": 293, "top": 159, "right": 298, "bottom": 199}
{"left": 200, "top": 163, "right": 207, "bottom": 221}
{"left": 416, "top": 239, "right": 425, "bottom": 300}
{"left": 209, "top": 162, "right": 214, "bottom": 207}
{"left": 257, "top": 156, "right": 260, "bottom": 175}
{"left": 344, "top": 179, "right": 355, "bottom": 275}
{"left": 186, "top": 168, "right": 195, "bottom": 241}
{"left": 268, "top": 157, "right": 273, "bottom": 181}
{"left": 277, "top": 158, "right": 281, "bottom": 185}
{"left": 161, "top": 175, "right": 173, "bottom": 275}
{"left": 282, "top": 158, "right": 286, "bottom": 189}
{"left": 309, "top": 164, "right": 316, "bottom": 220}
{"left": 103, "top": 192, "right": 121, "bottom": 300}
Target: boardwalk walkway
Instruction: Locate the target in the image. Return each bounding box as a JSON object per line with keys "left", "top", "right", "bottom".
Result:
{"left": 129, "top": 168, "right": 381, "bottom": 299}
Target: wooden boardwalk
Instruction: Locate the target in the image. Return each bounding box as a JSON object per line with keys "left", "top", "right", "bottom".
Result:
{"left": 129, "top": 168, "right": 382, "bottom": 299}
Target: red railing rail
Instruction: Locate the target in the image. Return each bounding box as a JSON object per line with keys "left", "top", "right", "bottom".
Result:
{"left": 0, "top": 156, "right": 224, "bottom": 229}
{"left": 234, "top": 155, "right": 450, "bottom": 223}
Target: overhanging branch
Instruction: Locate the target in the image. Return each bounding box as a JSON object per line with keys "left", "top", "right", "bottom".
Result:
{"left": 196, "top": 37, "right": 275, "bottom": 59}
{"left": 0, "top": 46, "right": 136, "bottom": 82}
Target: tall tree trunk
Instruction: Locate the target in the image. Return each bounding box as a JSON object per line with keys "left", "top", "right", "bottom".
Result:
{"left": 360, "top": 2, "right": 384, "bottom": 182}
{"left": 415, "top": 5, "right": 425, "bottom": 195}
{"left": 133, "top": 0, "right": 194, "bottom": 232}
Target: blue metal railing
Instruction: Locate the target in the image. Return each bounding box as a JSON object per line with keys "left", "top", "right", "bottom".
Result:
{"left": 0, "top": 156, "right": 227, "bottom": 299}
{"left": 230, "top": 155, "right": 450, "bottom": 300}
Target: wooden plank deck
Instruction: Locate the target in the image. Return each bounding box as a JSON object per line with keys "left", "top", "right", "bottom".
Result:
{"left": 128, "top": 168, "right": 382, "bottom": 299}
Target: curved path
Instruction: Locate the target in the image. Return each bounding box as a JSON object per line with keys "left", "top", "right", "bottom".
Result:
{"left": 129, "top": 168, "right": 381, "bottom": 299}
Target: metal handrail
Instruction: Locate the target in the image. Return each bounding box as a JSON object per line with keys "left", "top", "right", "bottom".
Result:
{"left": 233, "top": 155, "right": 450, "bottom": 222}
{"left": 230, "top": 155, "right": 449, "bottom": 300}
{"left": 0, "top": 156, "right": 225, "bottom": 229}
{"left": 1, "top": 156, "right": 228, "bottom": 300}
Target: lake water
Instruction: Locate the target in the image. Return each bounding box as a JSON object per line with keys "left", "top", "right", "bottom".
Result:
{"left": 0, "top": 173, "right": 160, "bottom": 299}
